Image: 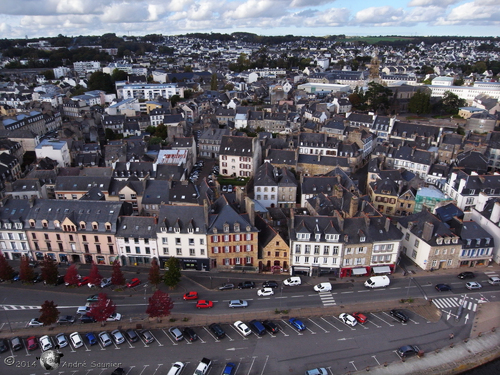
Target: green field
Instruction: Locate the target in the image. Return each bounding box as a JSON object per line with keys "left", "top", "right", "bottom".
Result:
{"left": 336, "top": 36, "right": 416, "bottom": 44}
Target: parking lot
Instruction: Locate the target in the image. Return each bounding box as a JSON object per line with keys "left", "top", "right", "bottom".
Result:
{"left": 2, "top": 308, "right": 451, "bottom": 375}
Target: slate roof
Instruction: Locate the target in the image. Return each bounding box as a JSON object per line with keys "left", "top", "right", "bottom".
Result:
{"left": 254, "top": 162, "right": 277, "bottom": 187}
{"left": 0, "top": 198, "right": 31, "bottom": 224}
{"left": 265, "top": 149, "right": 297, "bottom": 167}
{"left": 398, "top": 210, "right": 460, "bottom": 246}
{"left": 142, "top": 180, "right": 169, "bottom": 204}
{"left": 55, "top": 176, "right": 112, "bottom": 192}
{"left": 220, "top": 136, "right": 256, "bottom": 157}
{"left": 158, "top": 204, "right": 207, "bottom": 234}
{"left": 116, "top": 216, "right": 157, "bottom": 238}
{"left": 298, "top": 154, "right": 349, "bottom": 168}
{"left": 208, "top": 196, "right": 257, "bottom": 234}
{"left": 391, "top": 145, "right": 433, "bottom": 165}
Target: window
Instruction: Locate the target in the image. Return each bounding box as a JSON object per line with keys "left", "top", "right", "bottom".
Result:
{"left": 414, "top": 239, "right": 420, "bottom": 248}
{"left": 405, "top": 233, "right": 410, "bottom": 241}
{"left": 411, "top": 250, "right": 417, "bottom": 259}
{"left": 162, "top": 238, "right": 168, "bottom": 244}
{"left": 447, "top": 259, "right": 452, "bottom": 266}
{"left": 246, "top": 245, "right": 251, "bottom": 252}
{"left": 212, "top": 235, "right": 218, "bottom": 242}
{"left": 224, "top": 246, "right": 230, "bottom": 253}
{"left": 323, "top": 246, "right": 329, "bottom": 255}
{"left": 224, "top": 235, "right": 229, "bottom": 241}
{"left": 135, "top": 247, "right": 140, "bottom": 254}
{"left": 96, "top": 245, "right": 101, "bottom": 254}
{"left": 295, "top": 244, "right": 301, "bottom": 254}
{"left": 304, "top": 256, "right": 309, "bottom": 263}
{"left": 126, "top": 246, "right": 131, "bottom": 253}
{"left": 200, "top": 238, "right": 204, "bottom": 245}
{"left": 145, "top": 247, "right": 150, "bottom": 254}
{"left": 304, "top": 245, "right": 311, "bottom": 254}
{"left": 175, "top": 238, "right": 181, "bottom": 245}
{"left": 189, "top": 249, "right": 195, "bottom": 256}
{"left": 176, "top": 248, "right": 182, "bottom": 255}
{"left": 434, "top": 249, "right": 439, "bottom": 256}
{"left": 213, "top": 247, "right": 219, "bottom": 253}
{"left": 431, "top": 260, "right": 437, "bottom": 267}
{"left": 94, "top": 236, "right": 99, "bottom": 242}
{"left": 235, "top": 245, "right": 241, "bottom": 252}
{"left": 163, "top": 248, "right": 169, "bottom": 255}
{"left": 314, "top": 245, "right": 320, "bottom": 254}
{"left": 333, "top": 246, "right": 339, "bottom": 255}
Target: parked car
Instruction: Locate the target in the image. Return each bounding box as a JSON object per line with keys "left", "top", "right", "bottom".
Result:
{"left": 98, "top": 331, "right": 112, "bottom": 347}
{"left": 228, "top": 299, "right": 248, "bottom": 308}
{"left": 168, "top": 327, "right": 184, "bottom": 341}
{"left": 196, "top": 300, "right": 214, "bottom": 309}
{"left": 466, "top": 281, "right": 482, "bottom": 290}
{"left": 435, "top": 284, "right": 452, "bottom": 292}
{"left": 80, "top": 314, "right": 96, "bottom": 324}
{"left": 69, "top": 332, "right": 83, "bottom": 348}
{"left": 390, "top": 309, "right": 409, "bottom": 323}
{"left": 222, "top": 362, "right": 236, "bottom": 375}
{"left": 124, "top": 329, "right": 138, "bottom": 343}
{"left": 238, "top": 281, "right": 256, "bottom": 289}
{"left": 55, "top": 333, "right": 68, "bottom": 348}
{"left": 183, "top": 291, "right": 198, "bottom": 300}
{"left": 28, "top": 318, "right": 44, "bottom": 327}
{"left": 352, "top": 312, "right": 368, "bottom": 324}
{"left": 262, "top": 320, "right": 279, "bottom": 334}
{"left": 106, "top": 313, "right": 122, "bottom": 322}
{"left": 10, "top": 337, "right": 23, "bottom": 351}
{"left": 257, "top": 287, "right": 274, "bottom": 297}
{"left": 166, "top": 362, "right": 185, "bottom": 375}
{"left": 314, "top": 282, "right": 332, "bottom": 292}
{"left": 458, "top": 272, "right": 475, "bottom": 279}
{"left": 488, "top": 276, "right": 500, "bottom": 285}
{"left": 234, "top": 321, "right": 251, "bottom": 336}
{"left": 248, "top": 320, "right": 266, "bottom": 336}
{"left": 111, "top": 330, "right": 125, "bottom": 344}
{"left": 289, "top": 318, "right": 306, "bottom": 331}
{"left": 76, "top": 306, "right": 90, "bottom": 315}
{"left": 26, "top": 336, "right": 38, "bottom": 351}
{"left": 262, "top": 280, "right": 279, "bottom": 288}
{"left": 39, "top": 335, "right": 53, "bottom": 351}
{"left": 100, "top": 277, "right": 112, "bottom": 288}
{"left": 397, "top": 345, "right": 420, "bottom": 358}
{"left": 140, "top": 330, "right": 155, "bottom": 344}
{"left": 126, "top": 278, "right": 141, "bottom": 288}
{"left": 57, "top": 315, "right": 75, "bottom": 324}
{"left": 0, "top": 339, "right": 8, "bottom": 353}
{"left": 77, "top": 276, "right": 90, "bottom": 287}
{"left": 339, "top": 313, "right": 358, "bottom": 327}
{"left": 85, "top": 332, "right": 97, "bottom": 345}
{"left": 209, "top": 323, "right": 225, "bottom": 339}
{"left": 305, "top": 368, "right": 328, "bottom": 375}
{"left": 219, "top": 283, "right": 235, "bottom": 290}
{"left": 183, "top": 327, "right": 198, "bottom": 342}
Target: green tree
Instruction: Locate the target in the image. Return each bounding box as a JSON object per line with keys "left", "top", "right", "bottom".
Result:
{"left": 364, "top": 81, "right": 393, "bottom": 113}
{"left": 184, "top": 65, "right": 193, "bottom": 73}
{"left": 170, "top": 95, "right": 181, "bottom": 107}
{"left": 163, "top": 257, "right": 181, "bottom": 289}
{"left": 441, "top": 91, "right": 466, "bottom": 115}
{"left": 408, "top": 89, "right": 431, "bottom": 115}
{"left": 42, "top": 70, "right": 55, "bottom": 80}
{"left": 210, "top": 73, "right": 218, "bottom": 90}
{"left": 39, "top": 300, "right": 59, "bottom": 326}
{"left": 88, "top": 71, "right": 114, "bottom": 93}
{"left": 111, "top": 68, "right": 128, "bottom": 82}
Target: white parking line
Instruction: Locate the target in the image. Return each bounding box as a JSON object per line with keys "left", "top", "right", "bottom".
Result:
{"left": 151, "top": 364, "right": 163, "bottom": 375}
{"left": 161, "top": 329, "right": 178, "bottom": 345}
{"left": 371, "top": 313, "right": 394, "bottom": 327}
{"left": 319, "top": 316, "right": 342, "bottom": 332}
{"left": 149, "top": 331, "right": 163, "bottom": 347}
{"left": 259, "top": 355, "right": 270, "bottom": 375}
{"left": 307, "top": 318, "right": 328, "bottom": 333}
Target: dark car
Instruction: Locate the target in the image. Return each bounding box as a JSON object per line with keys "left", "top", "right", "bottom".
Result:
{"left": 223, "top": 362, "right": 236, "bottom": 375}
{"left": 390, "top": 309, "right": 409, "bottom": 323}
{"left": 219, "top": 283, "right": 235, "bottom": 290}
{"left": 435, "top": 284, "right": 452, "bottom": 292}
{"left": 45, "top": 275, "right": 65, "bottom": 286}
{"left": 209, "top": 323, "right": 226, "bottom": 339}
{"left": 183, "top": 327, "right": 198, "bottom": 342}
{"left": 248, "top": 320, "right": 266, "bottom": 335}
{"left": 57, "top": 315, "right": 76, "bottom": 324}
{"left": 457, "top": 272, "right": 475, "bottom": 279}
{"left": 262, "top": 280, "right": 279, "bottom": 289}
{"left": 262, "top": 320, "right": 279, "bottom": 334}
{"left": 80, "top": 314, "right": 96, "bottom": 324}
{"left": 0, "top": 339, "right": 8, "bottom": 353}
{"left": 125, "top": 329, "right": 138, "bottom": 343}
{"left": 397, "top": 345, "right": 420, "bottom": 357}
{"left": 86, "top": 332, "right": 97, "bottom": 345}
{"left": 237, "top": 281, "right": 256, "bottom": 289}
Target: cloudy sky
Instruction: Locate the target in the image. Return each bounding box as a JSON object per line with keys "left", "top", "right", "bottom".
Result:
{"left": 0, "top": 0, "right": 498, "bottom": 39}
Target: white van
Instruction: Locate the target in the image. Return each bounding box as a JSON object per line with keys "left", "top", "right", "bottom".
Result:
{"left": 313, "top": 282, "right": 332, "bottom": 292}
{"left": 364, "top": 276, "right": 390, "bottom": 288}
{"left": 283, "top": 276, "right": 302, "bottom": 286}
{"left": 488, "top": 276, "right": 500, "bottom": 285}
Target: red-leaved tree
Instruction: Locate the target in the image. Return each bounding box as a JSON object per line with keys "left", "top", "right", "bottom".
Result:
{"left": 19, "top": 255, "right": 35, "bottom": 283}
{"left": 146, "top": 290, "right": 174, "bottom": 322}
{"left": 111, "top": 260, "right": 125, "bottom": 286}
{"left": 0, "top": 251, "right": 14, "bottom": 281}
{"left": 88, "top": 261, "right": 102, "bottom": 287}
{"left": 64, "top": 264, "right": 79, "bottom": 286}
{"left": 148, "top": 259, "right": 161, "bottom": 287}
{"left": 88, "top": 292, "right": 116, "bottom": 326}
{"left": 39, "top": 300, "right": 59, "bottom": 326}
{"left": 41, "top": 255, "right": 59, "bottom": 285}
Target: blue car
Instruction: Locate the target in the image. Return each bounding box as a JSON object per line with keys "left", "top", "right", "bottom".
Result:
{"left": 223, "top": 362, "right": 236, "bottom": 375}
{"left": 289, "top": 317, "right": 306, "bottom": 331}
{"left": 86, "top": 332, "right": 97, "bottom": 345}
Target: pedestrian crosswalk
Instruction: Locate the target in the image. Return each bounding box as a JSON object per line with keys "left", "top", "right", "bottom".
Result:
{"left": 318, "top": 291, "right": 336, "bottom": 307}
{"left": 433, "top": 296, "right": 478, "bottom": 312}
{"left": 1, "top": 304, "right": 40, "bottom": 310}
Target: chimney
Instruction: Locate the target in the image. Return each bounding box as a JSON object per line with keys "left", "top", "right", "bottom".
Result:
{"left": 290, "top": 208, "right": 295, "bottom": 230}
{"left": 408, "top": 221, "right": 414, "bottom": 231}
{"left": 385, "top": 217, "right": 390, "bottom": 232}
{"left": 335, "top": 185, "right": 343, "bottom": 199}
{"left": 491, "top": 201, "right": 500, "bottom": 224}
{"left": 203, "top": 199, "right": 209, "bottom": 224}
{"left": 349, "top": 196, "right": 359, "bottom": 217}
{"left": 334, "top": 210, "right": 344, "bottom": 231}
{"left": 245, "top": 197, "right": 255, "bottom": 226}
{"left": 422, "top": 221, "right": 434, "bottom": 242}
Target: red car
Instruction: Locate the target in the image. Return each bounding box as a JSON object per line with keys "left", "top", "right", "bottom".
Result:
{"left": 352, "top": 312, "right": 368, "bottom": 324}
{"left": 77, "top": 276, "right": 90, "bottom": 287}
{"left": 183, "top": 291, "right": 198, "bottom": 300}
{"left": 26, "top": 336, "right": 38, "bottom": 351}
{"left": 127, "top": 278, "right": 141, "bottom": 288}
{"left": 196, "top": 300, "right": 213, "bottom": 309}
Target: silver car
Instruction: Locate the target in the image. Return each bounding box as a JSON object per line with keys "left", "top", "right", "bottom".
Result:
{"left": 228, "top": 299, "right": 248, "bottom": 308}
{"left": 111, "top": 330, "right": 125, "bottom": 345}
{"left": 98, "top": 332, "right": 112, "bottom": 347}
{"left": 55, "top": 333, "right": 68, "bottom": 348}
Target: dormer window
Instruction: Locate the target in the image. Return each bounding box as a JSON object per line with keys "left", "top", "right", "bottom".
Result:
{"left": 315, "top": 233, "right": 321, "bottom": 241}
{"left": 436, "top": 237, "right": 443, "bottom": 245}
{"left": 80, "top": 222, "right": 86, "bottom": 229}
{"left": 476, "top": 238, "right": 481, "bottom": 245}
{"left": 360, "top": 236, "right": 366, "bottom": 242}
{"left": 174, "top": 227, "right": 180, "bottom": 233}
{"left": 92, "top": 222, "right": 98, "bottom": 230}
{"left": 234, "top": 223, "right": 240, "bottom": 232}
{"left": 223, "top": 224, "right": 229, "bottom": 233}
{"left": 42, "top": 220, "right": 48, "bottom": 228}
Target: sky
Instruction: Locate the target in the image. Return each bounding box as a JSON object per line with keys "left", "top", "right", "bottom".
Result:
{"left": 0, "top": 0, "right": 498, "bottom": 40}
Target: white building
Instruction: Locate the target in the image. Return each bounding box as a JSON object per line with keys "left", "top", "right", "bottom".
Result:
{"left": 118, "top": 83, "right": 184, "bottom": 101}
{"left": 470, "top": 195, "right": 500, "bottom": 264}
{"left": 53, "top": 66, "right": 71, "bottom": 79}
{"left": 115, "top": 217, "right": 158, "bottom": 267}
{"left": 35, "top": 139, "right": 70, "bottom": 167}
{"left": 0, "top": 199, "right": 32, "bottom": 261}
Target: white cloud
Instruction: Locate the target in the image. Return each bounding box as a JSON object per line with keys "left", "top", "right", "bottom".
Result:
{"left": 303, "top": 8, "right": 351, "bottom": 27}
{"left": 446, "top": 1, "right": 500, "bottom": 21}
{"left": 407, "top": 0, "right": 458, "bottom": 7}
{"left": 355, "top": 6, "right": 405, "bottom": 25}
{"left": 290, "top": 0, "right": 335, "bottom": 7}
{"left": 405, "top": 6, "right": 445, "bottom": 23}
{"left": 222, "top": 0, "right": 284, "bottom": 19}
{"left": 100, "top": 3, "right": 151, "bottom": 23}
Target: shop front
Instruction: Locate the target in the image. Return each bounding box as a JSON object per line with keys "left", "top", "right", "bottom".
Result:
{"left": 372, "top": 265, "right": 395, "bottom": 275}
{"left": 340, "top": 266, "right": 370, "bottom": 278}
{"left": 159, "top": 257, "right": 209, "bottom": 271}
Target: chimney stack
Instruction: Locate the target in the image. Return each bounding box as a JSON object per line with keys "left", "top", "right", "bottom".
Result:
{"left": 491, "top": 201, "right": 500, "bottom": 224}
{"left": 334, "top": 210, "right": 344, "bottom": 231}
{"left": 385, "top": 217, "right": 390, "bottom": 232}
{"left": 422, "top": 221, "right": 434, "bottom": 242}
{"left": 245, "top": 197, "right": 255, "bottom": 226}
{"left": 349, "top": 196, "right": 359, "bottom": 217}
